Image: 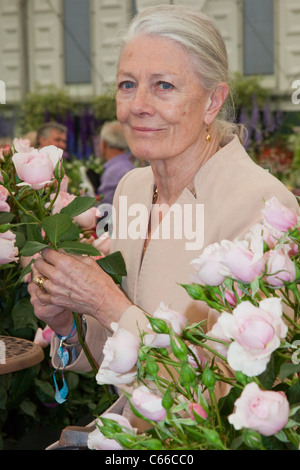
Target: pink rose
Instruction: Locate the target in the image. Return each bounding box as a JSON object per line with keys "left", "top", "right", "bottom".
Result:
{"left": 50, "top": 191, "right": 76, "bottom": 214}
{"left": 190, "top": 242, "right": 229, "bottom": 286}
{"left": 13, "top": 137, "right": 33, "bottom": 153}
{"left": 265, "top": 246, "right": 296, "bottom": 287}
{"left": 74, "top": 206, "right": 101, "bottom": 230}
{"left": 262, "top": 197, "right": 298, "bottom": 233}
{"left": 143, "top": 302, "right": 187, "bottom": 348}
{"left": 216, "top": 298, "right": 287, "bottom": 376}
{"left": 0, "top": 184, "right": 10, "bottom": 212}
{"left": 228, "top": 382, "right": 289, "bottom": 436}
{"left": 12, "top": 145, "right": 63, "bottom": 190}
{"left": 101, "top": 322, "right": 140, "bottom": 374}
{"left": 131, "top": 385, "right": 167, "bottom": 422}
{"left": 188, "top": 402, "right": 207, "bottom": 420}
{"left": 88, "top": 413, "right": 135, "bottom": 450}
{"left": 221, "top": 239, "right": 266, "bottom": 283}
{"left": 92, "top": 232, "right": 111, "bottom": 256}
{"left": 34, "top": 325, "right": 54, "bottom": 348}
{"left": 0, "top": 231, "right": 18, "bottom": 264}
{"left": 96, "top": 322, "right": 139, "bottom": 385}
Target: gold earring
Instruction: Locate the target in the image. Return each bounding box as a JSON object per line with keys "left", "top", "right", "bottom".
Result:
{"left": 205, "top": 126, "right": 211, "bottom": 143}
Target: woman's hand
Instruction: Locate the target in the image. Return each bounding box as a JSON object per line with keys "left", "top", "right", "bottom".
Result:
{"left": 30, "top": 248, "right": 132, "bottom": 331}
{"left": 28, "top": 266, "right": 74, "bottom": 337}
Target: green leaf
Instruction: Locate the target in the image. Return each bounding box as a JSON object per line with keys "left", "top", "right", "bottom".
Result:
{"left": 34, "top": 378, "right": 55, "bottom": 403}
{"left": 0, "top": 211, "right": 14, "bottom": 224}
{"left": 97, "top": 251, "right": 127, "bottom": 284}
{"left": 20, "top": 240, "right": 48, "bottom": 256}
{"left": 41, "top": 213, "right": 73, "bottom": 245}
{"left": 60, "top": 196, "right": 96, "bottom": 217}
{"left": 20, "top": 399, "right": 37, "bottom": 418}
{"left": 11, "top": 298, "right": 37, "bottom": 332}
{"left": 280, "top": 362, "right": 300, "bottom": 381}
{"left": 57, "top": 240, "right": 100, "bottom": 256}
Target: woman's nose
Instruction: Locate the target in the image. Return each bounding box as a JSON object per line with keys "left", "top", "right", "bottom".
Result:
{"left": 131, "top": 86, "right": 155, "bottom": 116}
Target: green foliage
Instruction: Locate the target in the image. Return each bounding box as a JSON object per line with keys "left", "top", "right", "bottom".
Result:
{"left": 17, "top": 85, "right": 75, "bottom": 135}
{"left": 91, "top": 91, "right": 117, "bottom": 124}
{"left": 229, "top": 72, "right": 270, "bottom": 111}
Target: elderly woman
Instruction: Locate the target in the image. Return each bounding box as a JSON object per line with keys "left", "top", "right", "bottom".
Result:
{"left": 29, "top": 6, "right": 298, "bottom": 393}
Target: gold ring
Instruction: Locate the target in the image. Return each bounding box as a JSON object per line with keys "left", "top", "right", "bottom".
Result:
{"left": 33, "top": 275, "right": 48, "bottom": 292}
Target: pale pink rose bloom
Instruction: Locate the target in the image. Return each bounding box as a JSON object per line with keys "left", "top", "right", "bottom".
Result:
{"left": 131, "top": 385, "right": 167, "bottom": 422}
{"left": 216, "top": 298, "right": 287, "bottom": 376}
{"left": 100, "top": 322, "right": 139, "bottom": 374}
{"left": 88, "top": 413, "right": 135, "bottom": 450}
{"left": 262, "top": 197, "right": 298, "bottom": 233}
{"left": 92, "top": 232, "right": 111, "bottom": 256}
{"left": 144, "top": 302, "right": 187, "bottom": 348}
{"left": 265, "top": 246, "right": 296, "bottom": 287}
{"left": 0, "top": 230, "right": 18, "bottom": 264}
{"left": 34, "top": 325, "right": 54, "bottom": 348}
{"left": 50, "top": 191, "right": 75, "bottom": 214}
{"left": 206, "top": 320, "right": 231, "bottom": 358}
{"left": 190, "top": 241, "right": 230, "bottom": 286}
{"left": 228, "top": 382, "right": 289, "bottom": 436}
{"left": 152, "top": 302, "right": 187, "bottom": 336}
{"left": 96, "top": 367, "right": 137, "bottom": 386}
{"left": 188, "top": 402, "right": 207, "bottom": 420}
{"left": 13, "top": 137, "right": 33, "bottom": 153}
{"left": 74, "top": 206, "right": 101, "bottom": 230}
{"left": 0, "top": 184, "right": 10, "bottom": 212}
{"left": 12, "top": 145, "right": 62, "bottom": 190}
{"left": 221, "top": 239, "right": 266, "bottom": 283}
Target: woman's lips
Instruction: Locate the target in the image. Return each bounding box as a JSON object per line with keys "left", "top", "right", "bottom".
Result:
{"left": 131, "top": 126, "right": 162, "bottom": 132}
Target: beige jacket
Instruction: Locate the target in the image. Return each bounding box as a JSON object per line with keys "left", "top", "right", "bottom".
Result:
{"left": 51, "top": 135, "right": 299, "bottom": 373}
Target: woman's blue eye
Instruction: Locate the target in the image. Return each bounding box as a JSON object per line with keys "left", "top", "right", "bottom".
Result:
{"left": 158, "top": 82, "right": 173, "bottom": 90}
{"left": 119, "top": 81, "right": 134, "bottom": 89}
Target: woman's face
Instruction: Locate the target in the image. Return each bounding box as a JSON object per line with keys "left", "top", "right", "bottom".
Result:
{"left": 116, "top": 35, "right": 211, "bottom": 162}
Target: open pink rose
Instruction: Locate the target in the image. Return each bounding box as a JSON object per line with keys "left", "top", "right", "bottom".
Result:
{"left": 0, "top": 231, "right": 18, "bottom": 264}
{"left": 221, "top": 239, "right": 266, "bottom": 283}
{"left": 74, "top": 206, "right": 101, "bottom": 230}
{"left": 131, "top": 385, "right": 167, "bottom": 422}
{"left": 12, "top": 145, "right": 63, "bottom": 190}
{"left": 262, "top": 197, "right": 298, "bottom": 233}
{"left": 190, "top": 241, "right": 229, "bottom": 286}
{"left": 143, "top": 302, "right": 187, "bottom": 348}
{"left": 215, "top": 298, "right": 287, "bottom": 376}
{"left": 228, "top": 382, "right": 289, "bottom": 436}
{"left": 88, "top": 413, "right": 135, "bottom": 450}
{"left": 102, "top": 322, "right": 139, "bottom": 374}
{"left": 265, "top": 246, "right": 296, "bottom": 287}
{"left": 13, "top": 137, "right": 33, "bottom": 153}
{"left": 50, "top": 190, "right": 75, "bottom": 214}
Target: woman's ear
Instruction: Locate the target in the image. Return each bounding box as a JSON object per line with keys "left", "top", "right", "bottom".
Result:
{"left": 204, "top": 82, "right": 229, "bottom": 126}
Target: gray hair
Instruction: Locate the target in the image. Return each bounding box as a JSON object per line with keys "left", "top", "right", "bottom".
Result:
{"left": 100, "top": 120, "right": 128, "bottom": 150}
{"left": 36, "top": 121, "right": 67, "bottom": 146}
{"left": 120, "top": 5, "right": 244, "bottom": 143}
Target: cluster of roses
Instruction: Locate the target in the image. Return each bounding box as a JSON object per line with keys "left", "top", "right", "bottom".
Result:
{"left": 0, "top": 138, "right": 107, "bottom": 270}
{"left": 88, "top": 197, "right": 299, "bottom": 450}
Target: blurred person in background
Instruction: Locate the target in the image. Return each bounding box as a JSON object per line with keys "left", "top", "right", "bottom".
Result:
{"left": 36, "top": 122, "right": 68, "bottom": 153}
{"left": 96, "top": 120, "right": 135, "bottom": 205}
